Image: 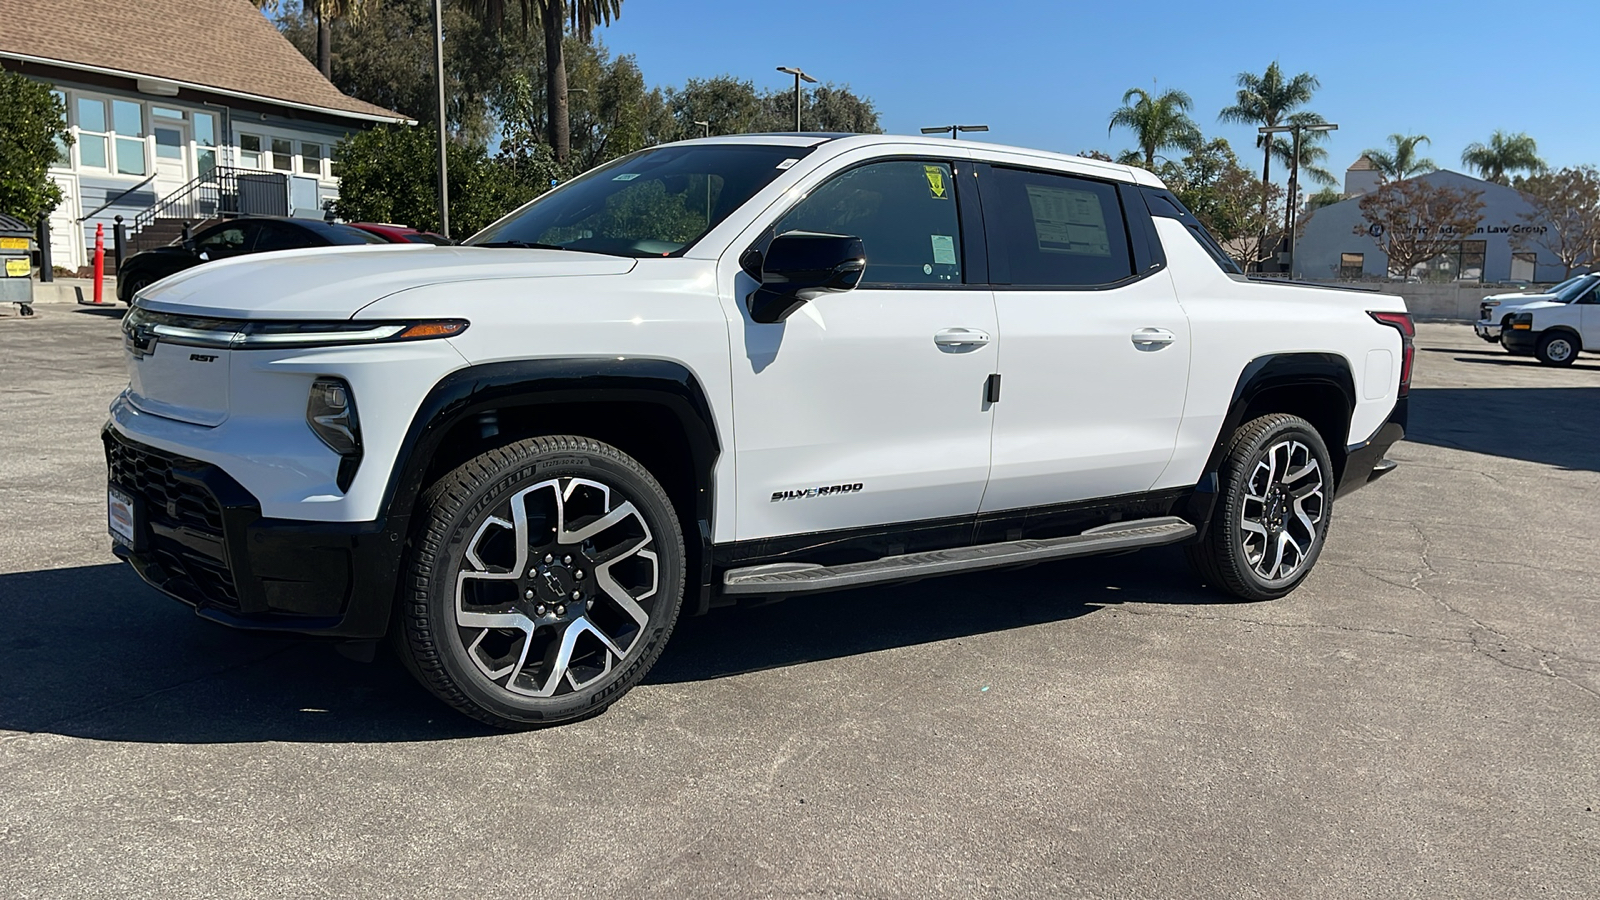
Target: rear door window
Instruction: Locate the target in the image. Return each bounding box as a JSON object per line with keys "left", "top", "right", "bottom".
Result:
{"left": 773, "top": 160, "right": 964, "bottom": 287}
{"left": 985, "top": 167, "right": 1134, "bottom": 287}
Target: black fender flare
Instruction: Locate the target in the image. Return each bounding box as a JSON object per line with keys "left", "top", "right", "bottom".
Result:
{"left": 376, "top": 357, "right": 723, "bottom": 605}
{"left": 1187, "top": 352, "right": 1358, "bottom": 529}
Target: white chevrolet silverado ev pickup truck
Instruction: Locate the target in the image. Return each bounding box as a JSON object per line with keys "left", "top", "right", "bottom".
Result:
{"left": 105, "top": 134, "right": 1411, "bottom": 728}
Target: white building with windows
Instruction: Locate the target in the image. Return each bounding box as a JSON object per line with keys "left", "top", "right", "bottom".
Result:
{"left": 1, "top": 0, "right": 409, "bottom": 271}
{"left": 1294, "top": 162, "right": 1580, "bottom": 284}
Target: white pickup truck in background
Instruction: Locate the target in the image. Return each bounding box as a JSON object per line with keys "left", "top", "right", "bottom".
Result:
{"left": 1477, "top": 273, "right": 1600, "bottom": 342}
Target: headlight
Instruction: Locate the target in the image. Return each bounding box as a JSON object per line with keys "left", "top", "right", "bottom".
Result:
{"left": 307, "top": 377, "right": 360, "bottom": 455}
{"left": 307, "top": 377, "right": 362, "bottom": 490}
{"left": 1511, "top": 313, "right": 1533, "bottom": 330}
{"left": 1484, "top": 300, "right": 1500, "bottom": 308}
{"left": 124, "top": 307, "right": 468, "bottom": 350}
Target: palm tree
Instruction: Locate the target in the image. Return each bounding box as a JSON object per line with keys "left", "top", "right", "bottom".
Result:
{"left": 1108, "top": 87, "right": 1201, "bottom": 169}
{"left": 1267, "top": 112, "right": 1336, "bottom": 237}
{"left": 1362, "top": 133, "right": 1436, "bottom": 180}
{"left": 1460, "top": 130, "right": 1545, "bottom": 184}
{"left": 1218, "top": 61, "right": 1320, "bottom": 244}
{"left": 470, "top": 0, "right": 621, "bottom": 163}
{"left": 256, "top": 1, "right": 367, "bottom": 80}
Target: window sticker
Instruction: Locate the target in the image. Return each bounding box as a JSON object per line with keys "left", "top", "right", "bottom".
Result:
{"left": 1024, "top": 184, "right": 1110, "bottom": 257}
{"left": 776, "top": 158, "right": 800, "bottom": 169}
{"left": 611, "top": 172, "right": 640, "bottom": 181}
{"left": 924, "top": 165, "right": 949, "bottom": 200}
{"left": 930, "top": 234, "right": 958, "bottom": 265}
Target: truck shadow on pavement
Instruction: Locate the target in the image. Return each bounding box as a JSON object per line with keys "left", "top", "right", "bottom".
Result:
{"left": 0, "top": 548, "right": 1221, "bottom": 743}
{"left": 1405, "top": 387, "right": 1600, "bottom": 472}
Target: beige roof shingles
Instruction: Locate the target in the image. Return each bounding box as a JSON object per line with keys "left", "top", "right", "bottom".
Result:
{"left": 0, "top": 0, "right": 407, "bottom": 122}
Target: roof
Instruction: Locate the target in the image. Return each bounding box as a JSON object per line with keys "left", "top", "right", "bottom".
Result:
{"left": 0, "top": 0, "right": 407, "bottom": 123}
{"left": 676, "top": 133, "right": 1162, "bottom": 186}
{"left": 1348, "top": 155, "right": 1378, "bottom": 171}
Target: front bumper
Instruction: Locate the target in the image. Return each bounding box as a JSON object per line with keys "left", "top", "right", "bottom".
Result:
{"left": 1501, "top": 328, "right": 1537, "bottom": 354}
{"left": 104, "top": 428, "right": 404, "bottom": 638}
{"left": 1337, "top": 397, "right": 1406, "bottom": 499}
{"left": 1474, "top": 320, "right": 1501, "bottom": 341}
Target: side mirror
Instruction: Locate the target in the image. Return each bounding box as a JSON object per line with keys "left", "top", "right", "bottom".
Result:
{"left": 746, "top": 231, "right": 866, "bottom": 324}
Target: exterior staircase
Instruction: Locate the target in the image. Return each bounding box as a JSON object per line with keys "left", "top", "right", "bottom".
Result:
{"left": 127, "top": 166, "right": 290, "bottom": 255}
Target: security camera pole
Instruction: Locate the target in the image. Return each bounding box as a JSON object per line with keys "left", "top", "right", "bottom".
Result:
{"left": 920, "top": 125, "right": 989, "bottom": 140}
{"left": 776, "top": 67, "right": 817, "bottom": 133}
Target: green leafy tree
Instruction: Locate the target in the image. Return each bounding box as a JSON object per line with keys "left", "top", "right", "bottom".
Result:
{"left": 0, "top": 71, "right": 72, "bottom": 222}
{"left": 1108, "top": 87, "right": 1201, "bottom": 168}
{"left": 1157, "top": 137, "right": 1284, "bottom": 269}
{"left": 1305, "top": 186, "right": 1343, "bottom": 211}
{"left": 259, "top": 0, "right": 371, "bottom": 80}
{"left": 1218, "top": 61, "right": 1320, "bottom": 253}
{"left": 1514, "top": 166, "right": 1600, "bottom": 277}
{"left": 279, "top": 0, "right": 526, "bottom": 143}
{"left": 468, "top": 0, "right": 622, "bottom": 163}
{"left": 1363, "top": 133, "right": 1436, "bottom": 180}
{"left": 662, "top": 75, "right": 880, "bottom": 141}
{"left": 333, "top": 124, "right": 551, "bottom": 234}
{"left": 1461, "top": 130, "right": 1545, "bottom": 184}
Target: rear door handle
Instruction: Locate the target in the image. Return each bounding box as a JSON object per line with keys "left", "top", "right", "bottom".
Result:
{"left": 934, "top": 328, "right": 991, "bottom": 349}
{"left": 1131, "top": 327, "right": 1176, "bottom": 347}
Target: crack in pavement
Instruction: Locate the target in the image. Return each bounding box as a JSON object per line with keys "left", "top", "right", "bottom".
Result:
{"left": 1400, "top": 520, "right": 1600, "bottom": 703}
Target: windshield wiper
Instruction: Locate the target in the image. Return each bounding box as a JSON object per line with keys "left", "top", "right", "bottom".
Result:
{"left": 474, "top": 240, "right": 624, "bottom": 256}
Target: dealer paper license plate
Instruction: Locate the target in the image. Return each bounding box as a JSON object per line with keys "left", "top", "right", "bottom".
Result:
{"left": 108, "top": 485, "right": 137, "bottom": 548}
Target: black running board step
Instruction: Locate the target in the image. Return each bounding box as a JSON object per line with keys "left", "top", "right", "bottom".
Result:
{"left": 721, "top": 516, "right": 1197, "bottom": 596}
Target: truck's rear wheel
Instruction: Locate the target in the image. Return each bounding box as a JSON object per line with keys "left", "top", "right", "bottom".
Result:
{"left": 1186, "top": 414, "right": 1333, "bottom": 601}
{"left": 396, "top": 435, "right": 684, "bottom": 728}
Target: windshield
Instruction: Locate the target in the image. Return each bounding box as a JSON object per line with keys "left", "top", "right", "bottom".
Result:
{"left": 468, "top": 143, "right": 814, "bottom": 257}
{"left": 1553, "top": 274, "right": 1600, "bottom": 302}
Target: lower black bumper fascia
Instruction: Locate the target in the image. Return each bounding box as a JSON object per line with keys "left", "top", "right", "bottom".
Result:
{"left": 1338, "top": 399, "right": 1407, "bottom": 498}
{"left": 1501, "top": 330, "right": 1536, "bottom": 354}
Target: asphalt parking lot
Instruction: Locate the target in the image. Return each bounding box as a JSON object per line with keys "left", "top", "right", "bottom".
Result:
{"left": 1, "top": 304, "right": 1596, "bottom": 898}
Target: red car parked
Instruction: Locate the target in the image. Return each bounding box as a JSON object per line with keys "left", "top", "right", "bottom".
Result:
{"left": 347, "top": 222, "right": 454, "bottom": 245}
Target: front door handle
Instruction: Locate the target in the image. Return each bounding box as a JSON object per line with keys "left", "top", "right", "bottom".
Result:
{"left": 934, "top": 328, "right": 991, "bottom": 349}
{"left": 1131, "top": 327, "right": 1176, "bottom": 348}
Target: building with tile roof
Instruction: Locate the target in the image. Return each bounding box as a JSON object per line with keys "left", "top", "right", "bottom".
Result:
{"left": 1, "top": 0, "right": 410, "bottom": 270}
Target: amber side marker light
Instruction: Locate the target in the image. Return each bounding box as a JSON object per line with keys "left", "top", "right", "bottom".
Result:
{"left": 397, "top": 321, "right": 470, "bottom": 339}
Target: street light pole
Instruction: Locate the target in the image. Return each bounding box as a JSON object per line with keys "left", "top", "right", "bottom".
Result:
{"left": 694, "top": 120, "right": 710, "bottom": 138}
{"left": 775, "top": 67, "right": 816, "bottom": 133}
{"left": 1261, "top": 121, "right": 1337, "bottom": 277}
{"left": 432, "top": 0, "right": 449, "bottom": 238}
{"left": 920, "top": 124, "right": 989, "bottom": 140}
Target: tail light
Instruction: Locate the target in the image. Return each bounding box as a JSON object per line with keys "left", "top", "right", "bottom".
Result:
{"left": 1369, "top": 311, "right": 1415, "bottom": 397}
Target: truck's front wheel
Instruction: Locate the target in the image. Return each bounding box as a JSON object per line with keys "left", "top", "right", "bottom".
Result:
{"left": 396, "top": 436, "right": 685, "bottom": 728}
{"left": 1536, "top": 331, "right": 1580, "bottom": 367}
{"left": 1186, "top": 414, "right": 1334, "bottom": 601}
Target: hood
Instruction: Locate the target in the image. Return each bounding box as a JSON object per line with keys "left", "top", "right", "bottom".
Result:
{"left": 1511, "top": 300, "right": 1565, "bottom": 313}
{"left": 1482, "top": 289, "right": 1554, "bottom": 304}
{"left": 134, "top": 244, "right": 636, "bottom": 319}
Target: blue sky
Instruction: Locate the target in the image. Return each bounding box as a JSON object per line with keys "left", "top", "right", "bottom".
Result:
{"left": 601, "top": 0, "right": 1593, "bottom": 182}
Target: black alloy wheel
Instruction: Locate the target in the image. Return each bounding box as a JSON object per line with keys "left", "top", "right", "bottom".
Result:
{"left": 1186, "top": 414, "right": 1334, "bottom": 601}
{"left": 396, "top": 435, "right": 684, "bottom": 728}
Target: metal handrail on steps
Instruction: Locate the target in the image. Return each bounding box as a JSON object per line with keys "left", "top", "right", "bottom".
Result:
{"left": 77, "top": 174, "right": 156, "bottom": 223}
